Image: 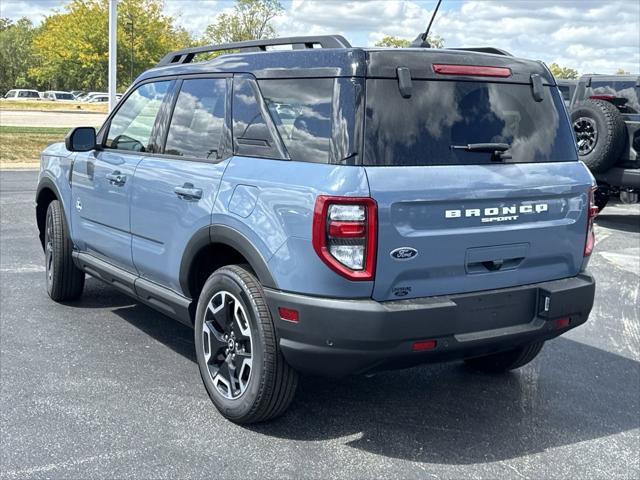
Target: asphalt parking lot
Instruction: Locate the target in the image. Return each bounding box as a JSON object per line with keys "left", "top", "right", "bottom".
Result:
{"left": 1, "top": 170, "right": 638, "bottom": 479}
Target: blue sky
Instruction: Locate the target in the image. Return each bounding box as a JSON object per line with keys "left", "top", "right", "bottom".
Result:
{"left": 2, "top": 0, "right": 639, "bottom": 74}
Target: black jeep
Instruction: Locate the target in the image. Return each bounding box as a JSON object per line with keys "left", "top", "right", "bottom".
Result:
{"left": 569, "top": 74, "right": 640, "bottom": 210}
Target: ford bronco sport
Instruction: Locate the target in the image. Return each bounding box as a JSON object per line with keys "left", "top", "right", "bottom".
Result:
{"left": 36, "top": 35, "right": 597, "bottom": 424}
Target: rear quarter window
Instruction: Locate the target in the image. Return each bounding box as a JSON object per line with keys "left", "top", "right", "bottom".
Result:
{"left": 259, "top": 78, "right": 334, "bottom": 163}
{"left": 364, "top": 80, "right": 578, "bottom": 166}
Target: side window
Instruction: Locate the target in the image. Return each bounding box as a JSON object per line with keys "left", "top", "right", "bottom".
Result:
{"left": 259, "top": 78, "right": 334, "bottom": 163}
{"left": 164, "top": 78, "right": 226, "bottom": 160}
{"left": 105, "top": 81, "right": 170, "bottom": 152}
{"left": 232, "top": 76, "right": 284, "bottom": 159}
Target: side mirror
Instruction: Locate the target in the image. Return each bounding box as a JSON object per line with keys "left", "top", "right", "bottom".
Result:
{"left": 65, "top": 127, "right": 96, "bottom": 152}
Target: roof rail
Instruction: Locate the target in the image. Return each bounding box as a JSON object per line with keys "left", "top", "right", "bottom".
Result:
{"left": 448, "top": 47, "right": 513, "bottom": 56}
{"left": 157, "top": 35, "right": 352, "bottom": 67}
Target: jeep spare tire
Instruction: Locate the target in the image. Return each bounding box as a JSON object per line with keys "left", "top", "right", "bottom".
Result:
{"left": 570, "top": 99, "right": 625, "bottom": 173}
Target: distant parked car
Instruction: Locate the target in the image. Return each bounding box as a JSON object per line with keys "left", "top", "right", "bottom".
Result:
{"left": 86, "top": 94, "right": 109, "bottom": 103}
{"left": 70, "top": 90, "right": 86, "bottom": 99}
{"left": 77, "top": 91, "right": 106, "bottom": 102}
{"left": 4, "top": 89, "right": 41, "bottom": 100}
{"left": 85, "top": 93, "right": 122, "bottom": 103}
{"left": 43, "top": 91, "right": 76, "bottom": 101}
{"left": 557, "top": 79, "right": 577, "bottom": 106}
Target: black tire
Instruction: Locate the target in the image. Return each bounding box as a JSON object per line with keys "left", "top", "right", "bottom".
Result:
{"left": 570, "top": 99, "right": 625, "bottom": 173}
{"left": 464, "top": 341, "right": 544, "bottom": 373}
{"left": 594, "top": 184, "right": 610, "bottom": 212}
{"left": 194, "top": 265, "right": 297, "bottom": 424}
{"left": 44, "top": 200, "right": 85, "bottom": 301}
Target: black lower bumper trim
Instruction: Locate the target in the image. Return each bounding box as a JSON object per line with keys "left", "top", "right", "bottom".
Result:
{"left": 264, "top": 274, "right": 595, "bottom": 377}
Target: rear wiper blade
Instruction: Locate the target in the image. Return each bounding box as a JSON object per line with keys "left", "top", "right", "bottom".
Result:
{"left": 450, "top": 143, "right": 512, "bottom": 162}
{"left": 450, "top": 143, "right": 510, "bottom": 152}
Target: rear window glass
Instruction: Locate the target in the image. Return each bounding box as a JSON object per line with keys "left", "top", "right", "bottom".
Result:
{"left": 259, "top": 78, "right": 333, "bottom": 163}
{"left": 56, "top": 93, "right": 74, "bottom": 100}
{"left": 364, "top": 80, "right": 578, "bottom": 166}
{"left": 587, "top": 81, "right": 639, "bottom": 113}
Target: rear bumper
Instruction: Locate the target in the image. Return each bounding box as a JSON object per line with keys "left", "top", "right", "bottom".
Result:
{"left": 264, "top": 274, "right": 595, "bottom": 377}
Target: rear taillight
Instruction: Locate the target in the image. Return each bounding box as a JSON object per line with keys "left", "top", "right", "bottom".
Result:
{"left": 432, "top": 64, "right": 511, "bottom": 78}
{"left": 312, "top": 196, "right": 377, "bottom": 281}
{"left": 584, "top": 187, "right": 598, "bottom": 257}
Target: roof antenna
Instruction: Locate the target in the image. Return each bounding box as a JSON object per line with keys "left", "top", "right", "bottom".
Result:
{"left": 411, "top": 0, "right": 443, "bottom": 48}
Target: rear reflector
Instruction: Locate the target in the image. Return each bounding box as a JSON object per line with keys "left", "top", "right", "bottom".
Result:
{"left": 433, "top": 64, "right": 511, "bottom": 78}
{"left": 412, "top": 340, "right": 437, "bottom": 352}
{"left": 278, "top": 307, "right": 299, "bottom": 323}
{"left": 555, "top": 317, "right": 571, "bottom": 329}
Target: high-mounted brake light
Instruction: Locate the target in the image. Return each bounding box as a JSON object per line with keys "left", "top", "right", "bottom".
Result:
{"left": 589, "top": 94, "right": 616, "bottom": 101}
{"left": 312, "top": 196, "right": 377, "bottom": 281}
{"left": 433, "top": 64, "right": 511, "bottom": 78}
{"left": 584, "top": 187, "right": 598, "bottom": 257}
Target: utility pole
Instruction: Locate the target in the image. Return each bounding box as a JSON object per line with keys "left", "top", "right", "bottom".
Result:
{"left": 108, "top": 0, "right": 118, "bottom": 112}
{"left": 127, "top": 17, "right": 134, "bottom": 85}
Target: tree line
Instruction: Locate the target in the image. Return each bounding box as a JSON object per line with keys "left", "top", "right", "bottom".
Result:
{"left": 0, "top": 0, "right": 283, "bottom": 93}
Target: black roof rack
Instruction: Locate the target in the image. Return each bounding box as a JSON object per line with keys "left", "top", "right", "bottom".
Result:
{"left": 157, "top": 35, "right": 352, "bottom": 66}
{"left": 448, "top": 47, "right": 513, "bottom": 56}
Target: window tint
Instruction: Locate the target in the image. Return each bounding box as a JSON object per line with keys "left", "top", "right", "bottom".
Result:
{"left": 106, "top": 81, "right": 170, "bottom": 152}
{"left": 18, "top": 91, "right": 38, "bottom": 98}
{"left": 232, "top": 77, "right": 283, "bottom": 159}
{"left": 56, "top": 93, "right": 74, "bottom": 100}
{"left": 364, "top": 80, "right": 578, "bottom": 166}
{"left": 259, "top": 78, "right": 334, "bottom": 163}
{"left": 164, "top": 78, "right": 226, "bottom": 159}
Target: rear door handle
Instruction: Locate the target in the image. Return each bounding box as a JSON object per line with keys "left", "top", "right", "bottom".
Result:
{"left": 106, "top": 171, "right": 126, "bottom": 186}
{"left": 174, "top": 183, "right": 203, "bottom": 200}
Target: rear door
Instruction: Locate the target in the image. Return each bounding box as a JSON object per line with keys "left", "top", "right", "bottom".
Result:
{"left": 130, "top": 76, "right": 231, "bottom": 294}
{"left": 363, "top": 78, "right": 593, "bottom": 301}
{"left": 71, "top": 80, "right": 172, "bottom": 271}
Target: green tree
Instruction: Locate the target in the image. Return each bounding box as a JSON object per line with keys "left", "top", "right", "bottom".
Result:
{"left": 615, "top": 68, "right": 630, "bottom": 74}
{"left": 30, "top": 0, "right": 191, "bottom": 91}
{"left": 548, "top": 63, "right": 578, "bottom": 79}
{"left": 0, "top": 17, "right": 38, "bottom": 93}
{"left": 375, "top": 34, "right": 444, "bottom": 49}
{"left": 202, "top": 0, "right": 283, "bottom": 44}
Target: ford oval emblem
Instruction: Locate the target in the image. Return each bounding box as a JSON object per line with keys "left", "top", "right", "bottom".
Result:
{"left": 390, "top": 247, "right": 418, "bottom": 260}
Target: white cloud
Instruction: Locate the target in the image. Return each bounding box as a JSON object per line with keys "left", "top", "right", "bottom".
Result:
{"left": 2, "top": 0, "right": 638, "bottom": 74}
{"left": 277, "top": 0, "right": 640, "bottom": 75}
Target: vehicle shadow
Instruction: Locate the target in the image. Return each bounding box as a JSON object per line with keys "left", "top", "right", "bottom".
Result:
{"left": 86, "top": 287, "right": 639, "bottom": 465}
{"left": 595, "top": 213, "right": 640, "bottom": 234}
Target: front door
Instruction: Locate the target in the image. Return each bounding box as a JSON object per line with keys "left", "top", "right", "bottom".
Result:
{"left": 71, "top": 80, "right": 173, "bottom": 272}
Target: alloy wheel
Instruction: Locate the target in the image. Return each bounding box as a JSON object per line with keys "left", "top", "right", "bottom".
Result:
{"left": 201, "top": 291, "right": 253, "bottom": 400}
{"left": 573, "top": 117, "right": 598, "bottom": 155}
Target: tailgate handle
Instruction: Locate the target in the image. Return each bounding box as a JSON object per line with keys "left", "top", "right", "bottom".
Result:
{"left": 482, "top": 260, "right": 504, "bottom": 271}
{"left": 469, "top": 256, "right": 524, "bottom": 273}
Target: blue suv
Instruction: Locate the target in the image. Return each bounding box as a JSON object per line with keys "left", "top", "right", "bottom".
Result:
{"left": 36, "top": 36, "right": 597, "bottom": 423}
